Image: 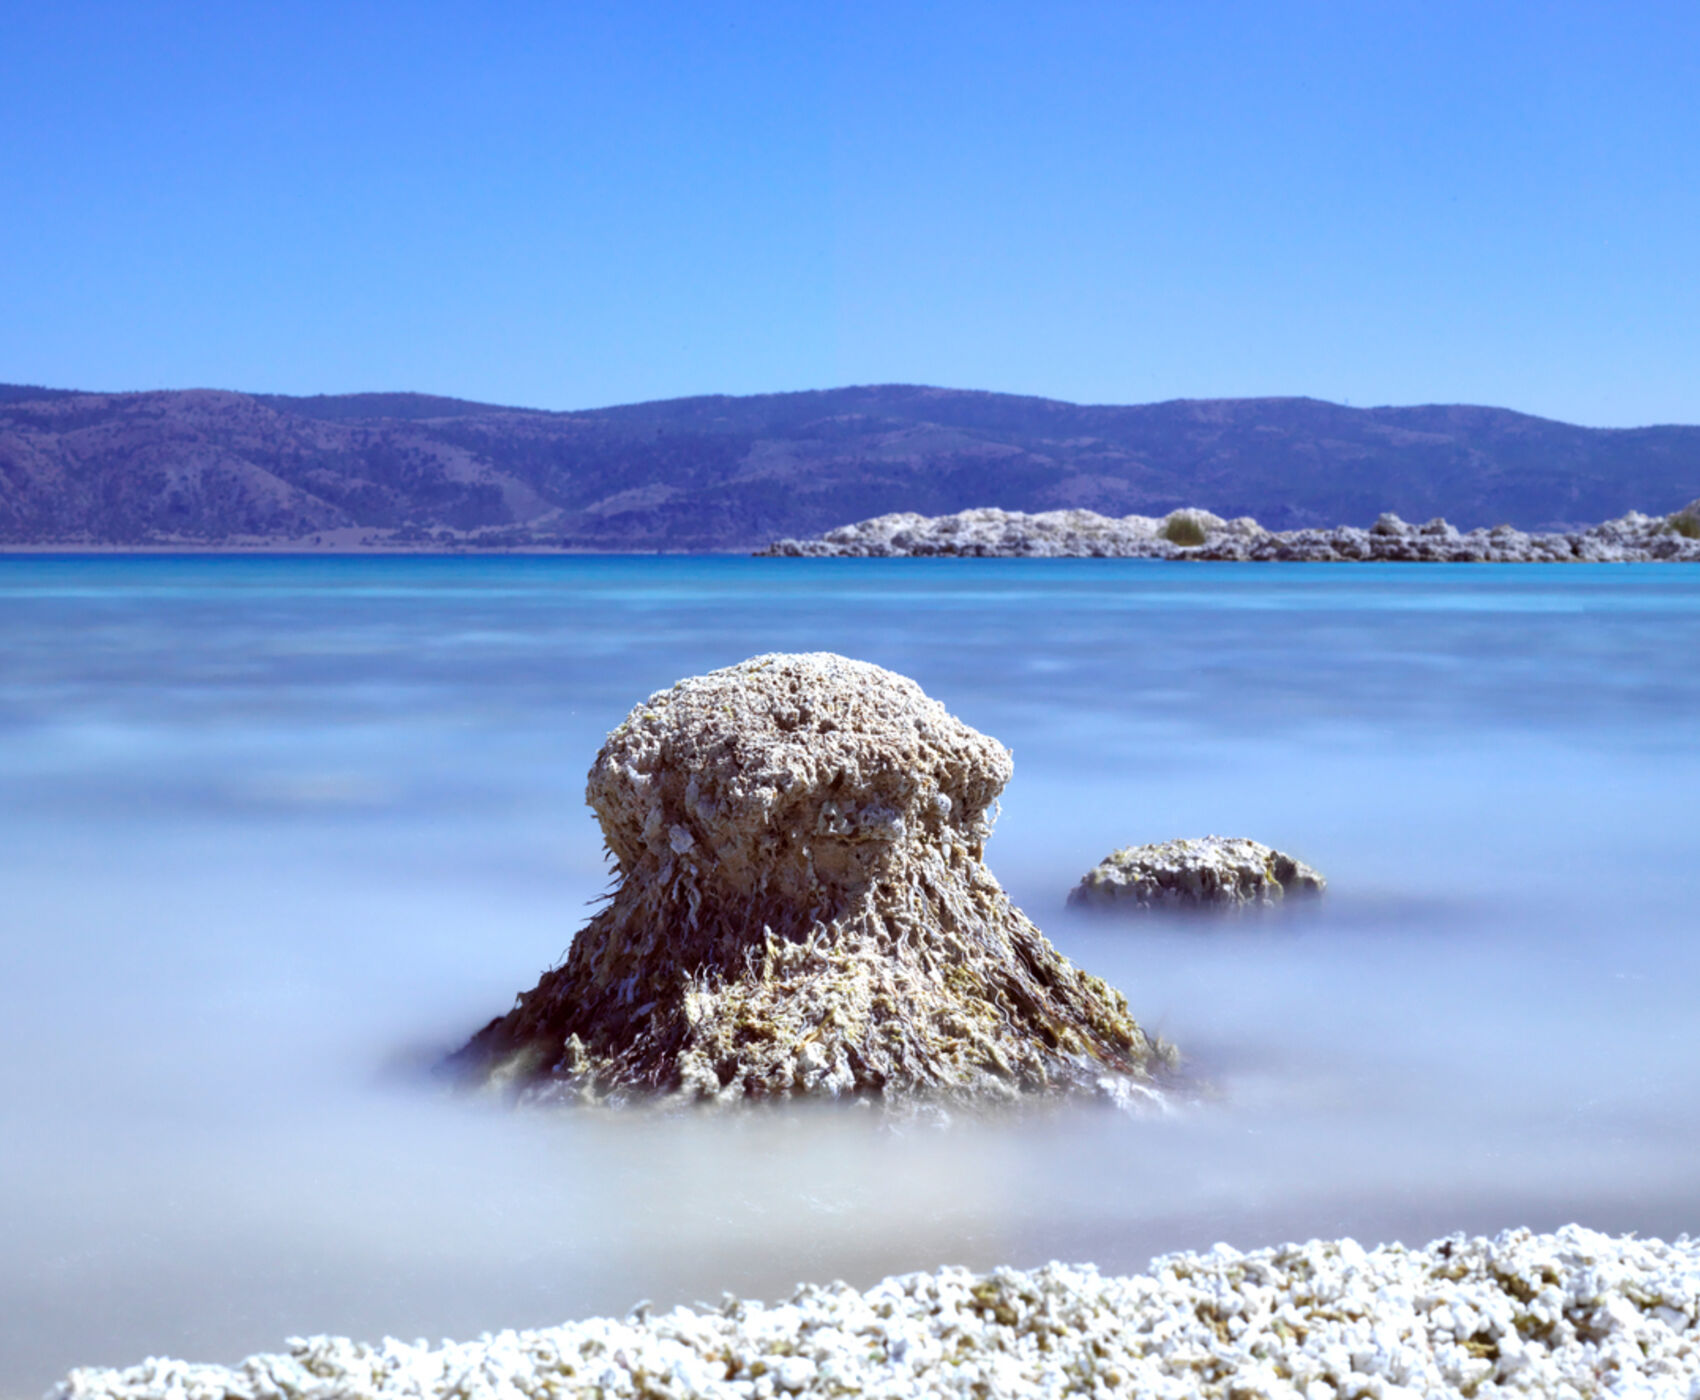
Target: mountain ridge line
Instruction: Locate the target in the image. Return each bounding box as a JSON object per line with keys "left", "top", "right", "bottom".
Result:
{"left": 2, "top": 381, "right": 1696, "bottom": 549}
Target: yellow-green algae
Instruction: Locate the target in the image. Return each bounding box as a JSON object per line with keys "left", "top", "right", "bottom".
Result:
{"left": 446, "top": 653, "right": 1173, "bottom": 1108}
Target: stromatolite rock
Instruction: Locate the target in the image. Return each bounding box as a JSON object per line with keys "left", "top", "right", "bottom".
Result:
{"left": 1069, "top": 836, "right": 1326, "bottom": 913}
{"left": 447, "top": 653, "right": 1172, "bottom": 1107}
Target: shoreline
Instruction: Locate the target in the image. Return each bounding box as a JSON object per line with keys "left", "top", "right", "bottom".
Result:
{"left": 3, "top": 545, "right": 1698, "bottom": 562}
{"left": 0, "top": 543, "right": 734, "bottom": 556}
{"left": 763, "top": 504, "right": 1700, "bottom": 563}
{"left": 8, "top": 498, "right": 1700, "bottom": 561}
{"left": 50, "top": 1225, "right": 1700, "bottom": 1399}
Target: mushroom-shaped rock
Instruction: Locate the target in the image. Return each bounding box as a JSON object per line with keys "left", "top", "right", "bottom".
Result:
{"left": 1068, "top": 836, "right": 1326, "bottom": 913}
{"left": 447, "top": 653, "right": 1171, "bottom": 1107}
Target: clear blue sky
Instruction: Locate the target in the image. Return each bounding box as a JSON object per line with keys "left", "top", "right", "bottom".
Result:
{"left": 3, "top": 1, "right": 1696, "bottom": 425}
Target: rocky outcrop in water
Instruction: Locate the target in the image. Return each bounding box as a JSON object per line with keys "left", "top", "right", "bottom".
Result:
{"left": 759, "top": 502, "right": 1700, "bottom": 561}
{"left": 53, "top": 1227, "right": 1700, "bottom": 1400}
{"left": 445, "top": 652, "right": 1172, "bottom": 1108}
{"left": 1069, "top": 836, "right": 1326, "bottom": 913}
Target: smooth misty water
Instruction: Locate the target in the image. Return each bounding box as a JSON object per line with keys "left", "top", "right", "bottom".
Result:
{"left": 2, "top": 556, "right": 1698, "bottom": 1395}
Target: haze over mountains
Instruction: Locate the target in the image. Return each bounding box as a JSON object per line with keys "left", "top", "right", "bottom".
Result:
{"left": 1, "top": 382, "right": 1696, "bottom": 550}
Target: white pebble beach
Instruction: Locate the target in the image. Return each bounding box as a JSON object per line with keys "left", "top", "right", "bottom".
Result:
{"left": 52, "top": 1226, "right": 1700, "bottom": 1400}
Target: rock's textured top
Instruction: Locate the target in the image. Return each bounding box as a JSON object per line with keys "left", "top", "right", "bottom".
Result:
{"left": 1069, "top": 836, "right": 1326, "bottom": 913}
{"left": 445, "top": 653, "right": 1170, "bottom": 1107}
{"left": 53, "top": 1226, "right": 1700, "bottom": 1400}
{"left": 759, "top": 504, "right": 1700, "bottom": 561}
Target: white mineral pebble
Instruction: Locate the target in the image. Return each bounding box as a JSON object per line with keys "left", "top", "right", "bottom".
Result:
{"left": 770, "top": 1356, "right": 814, "bottom": 1391}
{"left": 50, "top": 1226, "right": 1700, "bottom": 1400}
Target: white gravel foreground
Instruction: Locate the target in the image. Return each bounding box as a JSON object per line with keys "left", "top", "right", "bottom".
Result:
{"left": 52, "top": 1227, "right": 1700, "bottom": 1400}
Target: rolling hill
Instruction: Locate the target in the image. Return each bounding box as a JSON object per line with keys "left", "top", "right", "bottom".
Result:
{"left": 1, "top": 382, "right": 1696, "bottom": 548}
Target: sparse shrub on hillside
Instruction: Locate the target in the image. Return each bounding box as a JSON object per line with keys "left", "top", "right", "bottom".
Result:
{"left": 1668, "top": 506, "right": 1700, "bottom": 539}
{"left": 1162, "top": 511, "right": 1210, "bottom": 547}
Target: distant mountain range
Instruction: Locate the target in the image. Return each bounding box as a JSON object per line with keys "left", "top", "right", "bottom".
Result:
{"left": 2, "top": 382, "right": 1697, "bottom": 549}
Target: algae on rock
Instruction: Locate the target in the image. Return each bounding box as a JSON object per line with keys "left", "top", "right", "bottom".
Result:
{"left": 446, "top": 653, "right": 1172, "bottom": 1108}
{"left": 1069, "top": 835, "right": 1326, "bottom": 913}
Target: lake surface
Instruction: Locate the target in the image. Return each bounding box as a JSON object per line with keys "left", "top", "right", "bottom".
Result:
{"left": 2, "top": 556, "right": 1698, "bottom": 1396}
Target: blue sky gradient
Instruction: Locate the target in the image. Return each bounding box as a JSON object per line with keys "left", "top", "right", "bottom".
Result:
{"left": 3, "top": 1, "right": 1696, "bottom": 424}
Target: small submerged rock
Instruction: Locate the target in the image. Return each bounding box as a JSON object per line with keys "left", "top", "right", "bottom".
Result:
{"left": 1069, "top": 835, "right": 1326, "bottom": 913}
{"left": 445, "top": 652, "right": 1172, "bottom": 1108}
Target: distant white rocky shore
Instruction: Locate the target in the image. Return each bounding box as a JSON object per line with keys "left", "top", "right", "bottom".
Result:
{"left": 54, "top": 1226, "right": 1700, "bottom": 1399}
{"left": 759, "top": 500, "right": 1700, "bottom": 562}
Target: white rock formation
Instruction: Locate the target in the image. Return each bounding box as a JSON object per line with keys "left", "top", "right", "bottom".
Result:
{"left": 53, "top": 1227, "right": 1700, "bottom": 1399}
{"left": 444, "top": 653, "right": 1171, "bottom": 1108}
{"left": 759, "top": 504, "right": 1700, "bottom": 562}
{"left": 1069, "top": 836, "right": 1326, "bottom": 913}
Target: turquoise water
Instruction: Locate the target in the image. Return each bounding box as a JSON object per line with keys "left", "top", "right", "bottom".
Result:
{"left": 2, "top": 557, "right": 1698, "bottom": 1394}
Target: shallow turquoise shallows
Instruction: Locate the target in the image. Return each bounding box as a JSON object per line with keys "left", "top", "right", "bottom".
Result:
{"left": 3, "top": 556, "right": 1698, "bottom": 1396}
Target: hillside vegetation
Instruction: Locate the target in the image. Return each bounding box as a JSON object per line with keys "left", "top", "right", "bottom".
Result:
{"left": 1, "top": 383, "right": 1695, "bottom": 548}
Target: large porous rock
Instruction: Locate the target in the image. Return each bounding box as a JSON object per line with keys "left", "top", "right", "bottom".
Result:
{"left": 447, "top": 653, "right": 1172, "bottom": 1108}
{"left": 1068, "top": 836, "right": 1326, "bottom": 913}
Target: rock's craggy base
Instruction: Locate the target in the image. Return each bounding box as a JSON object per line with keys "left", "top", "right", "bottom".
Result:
{"left": 445, "top": 653, "right": 1169, "bottom": 1108}
{"left": 1070, "top": 837, "right": 1327, "bottom": 914}
{"left": 54, "top": 1227, "right": 1700, "bottom": 1399}
{"left": 760, "top": 501, "right": 1700, "bottom": 562}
